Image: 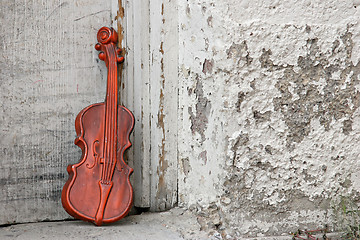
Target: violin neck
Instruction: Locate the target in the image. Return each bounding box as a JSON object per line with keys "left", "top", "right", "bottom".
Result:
{"left": 105, "top": 59, "right": 118, "bottom": 108}
{"left": 102, "top": 48, "right": 119, "bottom": 167}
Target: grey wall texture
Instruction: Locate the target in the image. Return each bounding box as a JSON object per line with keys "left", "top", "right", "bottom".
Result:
{"left": 0, "top": 0, "right": 114, "bottom": 224}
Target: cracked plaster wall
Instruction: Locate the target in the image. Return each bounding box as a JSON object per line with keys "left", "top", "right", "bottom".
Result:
{"left": 177, "top": 0, "right": 360, "bottom": 238}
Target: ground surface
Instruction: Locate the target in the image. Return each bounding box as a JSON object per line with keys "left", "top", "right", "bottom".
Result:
{"left": 0, "top": 208, "right": 211, "bottom": 240}
{"left": 0, "top": 207, "right": 341, "bottom": 240}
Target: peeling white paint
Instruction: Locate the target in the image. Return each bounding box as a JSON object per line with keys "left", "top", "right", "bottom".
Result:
{"left": 177, "top": 0, "right": 360, "bottom": 237}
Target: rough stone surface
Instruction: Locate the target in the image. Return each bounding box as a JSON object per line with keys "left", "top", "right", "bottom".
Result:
{"left": 177, "top": 0, "right": 360, "bottom": 238}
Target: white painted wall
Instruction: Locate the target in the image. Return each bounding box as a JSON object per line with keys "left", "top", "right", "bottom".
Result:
{"left": 177, "top": 0, "right": 360, "bottom": 237}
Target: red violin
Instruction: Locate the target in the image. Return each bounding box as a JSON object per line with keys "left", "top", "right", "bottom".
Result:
{"left": 61, "top": 27, "right": 134, "bottom": 226}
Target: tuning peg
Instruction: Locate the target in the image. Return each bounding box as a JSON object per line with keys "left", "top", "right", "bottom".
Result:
{"left": 99, "top": 52, "right": 105, "bottom": 61}
{"left": 117, "top": 56, "right": 124, "bottom": 63}
{"left": 116, "top": 48, "right": 122, "bottom": 55}
{"left": 95, "top": 43, "right": 101, "bottom": 51}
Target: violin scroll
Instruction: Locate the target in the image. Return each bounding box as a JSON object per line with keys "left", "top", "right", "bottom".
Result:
{"left": 95, "top": 27, "right": 124, "bottom": 64}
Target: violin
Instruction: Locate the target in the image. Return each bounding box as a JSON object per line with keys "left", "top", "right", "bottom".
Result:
{"left": 61, "top": 27, "right": 134, "bottom": 226}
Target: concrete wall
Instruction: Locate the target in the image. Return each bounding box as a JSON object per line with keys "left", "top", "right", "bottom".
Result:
{"left": 0, "top": 0, "right": 116, "bottom": 224}
{"left": 177, "top": 0, "right": 360, "bottom": 238}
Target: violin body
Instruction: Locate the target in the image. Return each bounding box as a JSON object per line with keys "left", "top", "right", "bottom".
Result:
{"left": 61, "top": 27, "right": 134, "bottom": 226}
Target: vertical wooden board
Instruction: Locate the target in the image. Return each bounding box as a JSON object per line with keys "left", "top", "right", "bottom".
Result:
{"left": 122, "top": 0, "right": 179, "bottom": 211}
{"left": 120, "top": 0, "right": 135, "bottom": 198}
{"left": 0, "top": 0, "right": 115, "bottom": 224}
{"left": 161, "top": 0, "right": 179, "bottom": 210}
{"left": 148, "top": 0, "right": 179, "bottom": 211}
{"left": 129, "top": 0, "right": 151, "bottom": 208}
{"left": 121, "top": 0, "right": 151, "bottom": 208}
{"left": 137, "top": 0, "right": 152, "bottom": 208}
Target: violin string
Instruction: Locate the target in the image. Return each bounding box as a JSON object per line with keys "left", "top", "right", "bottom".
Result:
{"left": 112, "top": 46, "right": 120, "bottom": 180}
{"left": 112, "top": 47, "right": 119, "bottom": 181}
{"left": 106, "top": 49, "right": 117, "bottom": 183}
{"left": 105, "top": 93, "right": 110, "bottom": 184}
{"left": 105, "top": 58, "right": 112, "bottom": 183}
{"left": 101, "top": 96, "right": 107, "bottom": 183}
{"left": 110, "top": 49, "right": 118, "bottom": 183}
{"left": 101, "top": 97, "right": 107, "bottom": 183}
{"left": 103, "top": 47, "right": 112, "bottom": 183}
{"left": 109, "top": 49, "right": 118, "bottom": 182}
{"left": 105, "top": 61, "right": 113, "bottom": 183}
{"left": 106, "top": 53, "right": 113, "bottom": 183}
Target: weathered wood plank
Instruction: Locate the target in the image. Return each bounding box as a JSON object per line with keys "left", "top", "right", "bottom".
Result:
{"left": 122, "top": 0, "right": 178, "bottom": 211}
{"left": 148, "top": 0, "right": 179, "bottom": 211}
{"left": 123, "top": 0, "right": 152, "bottom": 208}
{"left": 121, "top": 0, "right": 151, "bottom": 208}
